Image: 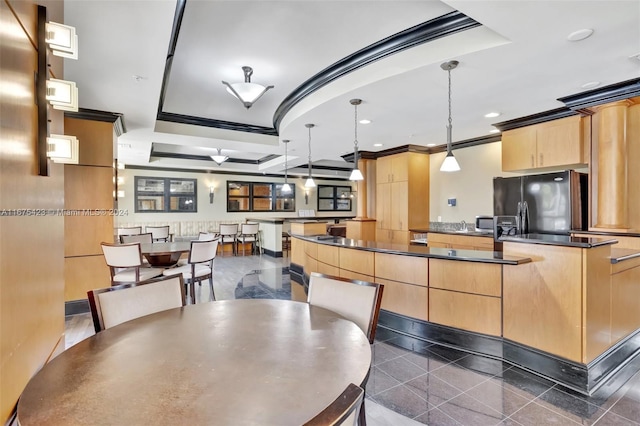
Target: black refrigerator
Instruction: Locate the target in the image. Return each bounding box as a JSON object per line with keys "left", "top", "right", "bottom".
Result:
{"left": 493, "top": 170, "right": 588, "bottom": 235}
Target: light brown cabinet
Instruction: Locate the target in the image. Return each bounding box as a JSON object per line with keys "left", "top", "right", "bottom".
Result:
{"left": 502, "top": 115, "right": 588, "bottom": 172}
{"left": 375, "top": 152, "right": 429, "bottom": 244}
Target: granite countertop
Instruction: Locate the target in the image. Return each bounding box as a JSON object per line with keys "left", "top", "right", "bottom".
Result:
{"left": 411, "top": 228, "right": 494, "bottom": 237}
{"left": 298, "top": 235, "right": 530, "bottom": 265}
{"left": 500, "top": 233, "right": 618, "bottom": 248}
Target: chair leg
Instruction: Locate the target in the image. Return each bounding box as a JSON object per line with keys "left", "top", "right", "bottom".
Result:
{"left": 190, "top": 281, "right": 196, "bottom": 304}
{"left": 358, "top": 397, "right": 367, "bottom": 426}
{"left": 209, "top": 277, "right": 215, "bottom": 301}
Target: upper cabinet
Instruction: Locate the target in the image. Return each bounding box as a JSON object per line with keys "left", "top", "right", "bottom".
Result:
{"left": 376, "top": 154, "right": 409, "bottom": 183}
{"left": 502, "top": 115, "right": 590, "bottom": 172}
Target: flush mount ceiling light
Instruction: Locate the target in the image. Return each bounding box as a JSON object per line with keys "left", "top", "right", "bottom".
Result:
{"left": 222, "top": 66, "right": 274, "bottom": 109}
{"left": 484, "top": 112, "right": 501, "bottom": 118}
{"left": 210, "top": 148, "right": 229, "bottom": 165}
{"left": 282, "top": 139, "right": 292, "bottom": 193}
{"left": 581, "top": 81, "right": 601, "bottom": 89}
{"left": 47, "top": 134, "right": 79, "bottom": 164}
{"left": 46, "top": 78, "right": 78, "bottom": 111}
{"left": 304, "top": 124, "right": 316, "bottom": 188}
{"left": 440, "top": 60, "right": 461, "bottom": 172}
{"left": 349, "top": 99, "right": 364, "bottom": 181}
{"left": 45, "top": 21, "right": 78, "bottom": 59}
{"left": 567, "top": 28, "right": 594, "bottom": 42}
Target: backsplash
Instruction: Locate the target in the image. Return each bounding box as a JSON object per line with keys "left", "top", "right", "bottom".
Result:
{"left": 428, "top": 221, "right": 474, "bottom": 232}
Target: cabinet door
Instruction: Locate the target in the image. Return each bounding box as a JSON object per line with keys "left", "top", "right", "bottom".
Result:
{"left": 502, "top": 126, "right": 537, "bottom": 171}
{"left": 390, "top": 181, "right": 408, "bottom": 231}
{"left": 376, "top": 229, "right": 392, "bottom": 243}
{"left": 376, "top": 156, "right": 392, "bottom": 183}
{"left": 390, "top": 153, "right": 409, "bottom": 182}
{"left": 536, "top": 116, "right": 583, "bottom": 168}
{"left": 391, "top": 230, "right": 409, "bottom": 245}
{"left": 376, "top": 183, "right": 391, "bottom": 230}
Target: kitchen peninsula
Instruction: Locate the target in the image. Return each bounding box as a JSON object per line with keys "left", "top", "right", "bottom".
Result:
{"left": 289, "top": 232, "right": 640, "bottom": 395}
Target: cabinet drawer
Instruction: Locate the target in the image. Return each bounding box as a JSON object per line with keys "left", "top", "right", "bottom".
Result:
{"left": 429, "top": 259, "right": 501, "bottom": 297}
{"left": 429, "top": 288, "right": 501, "bottom": 336}
{"left": 339, "top": 248, "right": 374, "bottom": 275}
{"left": 317, "top": 244, "right": 339, "bottom": 267}
{"left": 375, "top": 253, "right": 427, "bottom": 286}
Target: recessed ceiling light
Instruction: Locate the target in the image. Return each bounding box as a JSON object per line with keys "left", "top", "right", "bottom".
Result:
{"left": 489, "top": 129, "right": 500, "bottom": 134}
{"left": 567, "top": 29, "right": 594, "bottom": 42}
{"left": 359, "top": 119, "right": 371, "bottom": 124}
{"left": 581, "top": 81, "right": 601, "bottom": 89}
{"left": 426, "top": 143, "right": 436, "bottom": 147}
{"left": 484, "top": 112, "right": 501, "bottom": 118}
{"left": 373, "top": 143, "right": 383, "bottom": 147}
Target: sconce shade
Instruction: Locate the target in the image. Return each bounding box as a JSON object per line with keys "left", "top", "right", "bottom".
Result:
{"left": 47, "top": 134, "right": 79, "bottom": 164}
{"left": 210, "top": 148, "right": 229, "bottom": 165}
{"left": 45, "top": 22, "right": 78, "bottom": 59}
{"left": 209, "top": 186, "right": 215, "bottom": 203}
{"left": 46, "top": 79, "right": 78, "bottom": 111}
{"left": 222, "top": 66, "right": 273, "bottom": 109}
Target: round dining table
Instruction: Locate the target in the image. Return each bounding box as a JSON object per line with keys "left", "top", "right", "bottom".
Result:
{"left": 17, "top": 299, "right": 372, "bottom": 425}
{"left": 139, "top": 241, "right": 192, "bottom": 266}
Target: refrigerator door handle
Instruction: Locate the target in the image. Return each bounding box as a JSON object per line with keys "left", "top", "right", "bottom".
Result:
{"left": 522, "top": 201, "right": 529, "bottom": 234}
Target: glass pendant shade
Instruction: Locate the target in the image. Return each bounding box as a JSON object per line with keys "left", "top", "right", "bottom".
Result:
{"left": 304, "top": 176, "right": 316, "bottom": 188}
{"left": 222, "top": 66, "right": 273, "bottom": 109}
{"left": 349, "top": 99, "right": 364, "bottom": 181}
{"left": 349, "top": 168, "right": 364, "bottom": 181}
{"left": 281, "top": 139, "right": 292, "bottom": 193}
{"left": 281, "top": 182, "right": 292, "bottom": 193}
{"left": 210, "top": 148, "right": 229, "bottom": 165}
{"left": 440, "top": 152, "right": 460, "bottom": 172}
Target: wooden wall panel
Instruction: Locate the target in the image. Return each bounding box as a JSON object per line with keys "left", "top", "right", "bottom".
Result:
{"left": 338, "top": 248, "right": 374, "bottom": 275}
{"left": 611, "top": 264, "right": 640, "bottom": 344}
{"left": 64, "top": 255, "right": 111, "bottom": 301}
{"left": 503, "top": 242, "right": 583, "bottom": 362}
{"left": 628, "top": 102, "right": 640, "bottom": 231}
{"left": 1, "top": 1, "right": 65, "bottom": 421}
{"left": 64, "top": 215, "right": 115, "bottom": 256}
{"left": 64, "top": 118, "right": 115, "bottom": 167}
{"left": 376, "top": 278, "right": 428, "bottom": 321}
{"left": 429, "top": 289, "right": 501, "bottom": 336}
{"left": 429, "top": 259, "right": 501, "bottom": 297}
{"left": 375, "top": 253, "right": 427, "bottom": 286}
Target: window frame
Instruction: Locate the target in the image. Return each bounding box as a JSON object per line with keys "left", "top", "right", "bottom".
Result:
{"left": 317, "top": 185, "right": 353, "bottom": 212}
{"left": 226, "top": 181, "right": 296, "bottom": 212}
{"left": 134, "top": 176, "right": 198, "bottom": 213}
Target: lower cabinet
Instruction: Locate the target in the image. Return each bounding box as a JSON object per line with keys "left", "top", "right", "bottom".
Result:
{"left": 426, "top": 232, "right": 494, "bottom": 250}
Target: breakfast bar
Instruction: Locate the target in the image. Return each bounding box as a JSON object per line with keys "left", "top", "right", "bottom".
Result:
{"left": 289, "top": 232, "right": 640, "bottom": 395}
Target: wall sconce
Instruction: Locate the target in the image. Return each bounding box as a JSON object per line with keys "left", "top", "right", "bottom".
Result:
{"left": 46, "top": 134, "right": 79, "bottom": 164}
{"left": 46, "top": 78, "right": 78, "bottom": 111}
{"left": 209, "top": 186, "right": 215, "bottom": 204}
{"left": 45, "top": 21, "right": 78, "bottom": 59}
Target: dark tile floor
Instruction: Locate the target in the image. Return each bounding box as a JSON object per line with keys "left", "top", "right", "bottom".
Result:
{"left": 368, "top": 335, "right": 640, "bottom": 425}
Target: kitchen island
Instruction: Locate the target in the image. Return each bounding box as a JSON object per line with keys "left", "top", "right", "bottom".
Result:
{"left": 290, "top": 232, "right": 640, "bottom": 395}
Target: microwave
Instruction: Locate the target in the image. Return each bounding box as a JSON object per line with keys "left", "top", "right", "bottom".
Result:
{"left": 475, "top": 215, "right": 494, "bottom": 233}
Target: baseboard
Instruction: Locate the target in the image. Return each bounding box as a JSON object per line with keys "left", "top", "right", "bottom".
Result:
{"left": 65, "top": 299, "right": 90, "bottom": 316}
{"left": 261, "top": 248, "right": 282, "bottom": 258}
{"left": 377, "top": 309, "right": 640, "bottom": 396}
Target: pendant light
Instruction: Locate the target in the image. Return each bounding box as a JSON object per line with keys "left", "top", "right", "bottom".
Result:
{"left": 281, "top": 139, "right": 292, "bottom": 193}
{"left": 210, "top": 148, "right": 229, "bottom": 165}
{"left": 304, "top": 123, "right": 316, "bottom": 188}
{"left": 222, "top": 66, "right": 274, "bottom": 109}
{"left": 440, "top": 60, "right": 461, "bottom": 172}
{"left": 349, "top": 99, "right": 364, "bottom": 181}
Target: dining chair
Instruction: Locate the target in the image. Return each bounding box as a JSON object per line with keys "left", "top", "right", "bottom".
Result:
{"left": 176, "top": 233, "right": 219, "bottom": 266}
{"left": 307, "top": 273, "right": 383, "bottom": 426}
{"left": 146, "top": 225, "right": 171, "bottom": 242}
{"left": 238, "top": 222, "right": 260, "bottom": 255}
{"left": 119, "top": 233, "right": 153, "bottom": 244}
{"left": 162, "top": 239, "right": 219, "bottom": 303}
{"left": 218, "top": 223, "right": 239, "bottom": 256}
{"left": 116, "top": 226, "right": 142, "bottom": 236}
{"left": 303, "top": 383, "right": 364, "bottom": 426}
{"left": 100, "top": 242, "right": 164, "bottom": 285}
{"left": 87, "top": 275, "right": 186, "bottom": 333}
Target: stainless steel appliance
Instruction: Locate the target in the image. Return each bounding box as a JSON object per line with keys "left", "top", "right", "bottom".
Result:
{"left": 493, "top": 170, "right": 588, "bottom": 236}
{"left": 475, "top": 215, "right": 494, "bottom": 233}
{"left": 493, "top": 215, "right": 520, "bottom": 242}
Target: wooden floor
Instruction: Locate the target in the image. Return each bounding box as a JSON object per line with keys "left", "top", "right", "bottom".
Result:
{"left": 63, "top": 254, "right": 640, "bottom": 426}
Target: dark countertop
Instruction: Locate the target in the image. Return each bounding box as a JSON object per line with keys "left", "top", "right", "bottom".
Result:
{"left": 571, "top": 229, "right": 640, "bottom": 238}
{"left": 500, "top": 233, "right": 618, "bottom": 248}
{"left": 411, "top": 229, "right": 494, "bottom": 237}
{"left": 295, "top": 234, "right": 530, "bottom": 265}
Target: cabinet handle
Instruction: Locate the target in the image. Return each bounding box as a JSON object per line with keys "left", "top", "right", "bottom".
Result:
{"left": 539, "top": 153, "right": 543, "bottom": 166}
{"left": 531, "top": 155, "right": 534, "bottom": 167}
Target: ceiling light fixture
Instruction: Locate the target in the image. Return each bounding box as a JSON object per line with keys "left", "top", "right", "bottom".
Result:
{"left": 359, "top": 119, "right": 371, "bottom": 124}
{"left": 484, "top": 112, "right": 501, "bottom": 118}
{"left": 282, "top": 139, "right": 292, "bottom": 193}
{"left": 349, "top": 99, "right": 364, "bottom": 181}
{"left": 304, "top": 124, "right": 316, "bottom": 188}
{"left": 210, "top": 148, "right": 229, "bottom": 165}
{"left": 46, "top": 78, "right": 78, "bottom": 111}
{"left": 581, "top": 81, "right": 601, "bottom": 89}
{"left": 440, "top": 60, "right": 461, "bottom": 172}
{"left": 567, "top": 28, "right": 594, "bottom": 42}
{"left": 222, "top": 66, "right": 274, "bottom": 109}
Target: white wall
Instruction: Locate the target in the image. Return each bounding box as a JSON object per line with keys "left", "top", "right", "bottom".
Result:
{"left": 115, "top": 168, "right": 356, "bottom": 226}
{"left": 429, "top": 141, "right": 525, "bottom": 223}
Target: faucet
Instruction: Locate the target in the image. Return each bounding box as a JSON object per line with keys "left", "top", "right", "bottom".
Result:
{"left": 460, "top": 220, "right": 467, "bottom": 232}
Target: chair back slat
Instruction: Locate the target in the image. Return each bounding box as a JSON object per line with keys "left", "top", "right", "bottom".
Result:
{"left": 116, "top": 226, "right": 142, "bottom": 236}
{"left": 219, "top": 223, "right": 238, "bottom": 235}
{"left": 308, "top": 272, "right": 384, "bottom": 344}
{"left": 120, "top": 233, "right": 153, "bottom": 244}
{"left": 241, "top": 223, "right": 259, "bottom": 235}
{"left": 87, "top": 275, "right": 186, "bottom": 332}
{"left": 189, "top": 240, "right": 219, "bottom": 264}
{"left": 101, "top": 243, "right": 143, "bottom": 268}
